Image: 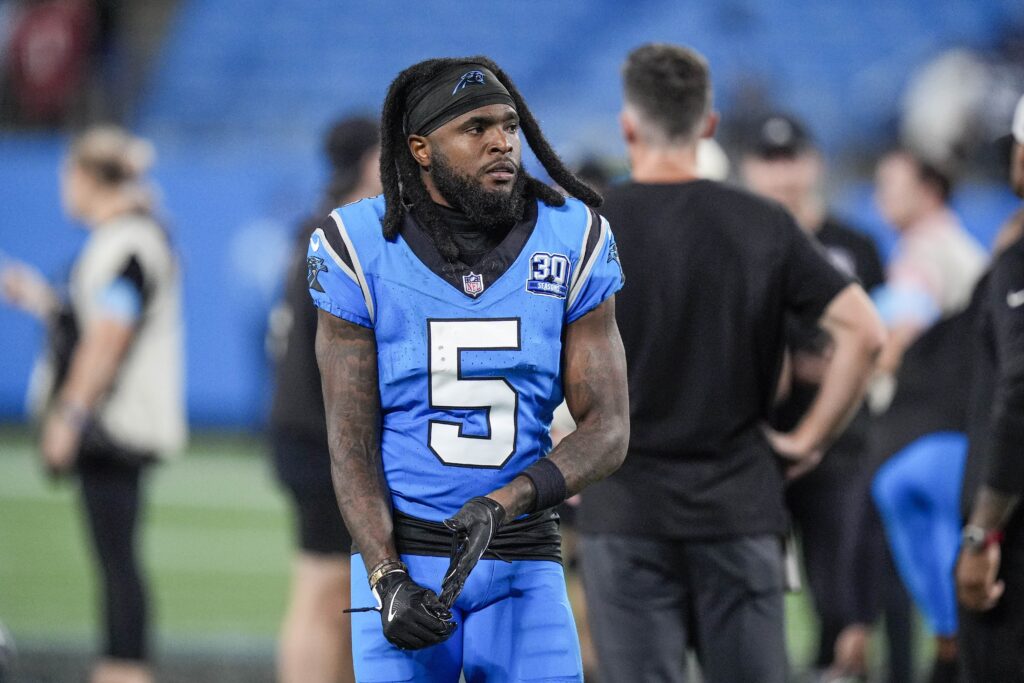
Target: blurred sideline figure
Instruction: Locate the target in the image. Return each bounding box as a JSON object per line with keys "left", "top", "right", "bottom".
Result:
{"left": 578, "top": 43, "right": 885, "bottom": 683}
{"left": 267, "top": 116, "right": 380, "bottom": 683}
{"left": 869, "top": 286, "right": 984, "bottom": 683}
{"left": 0, "top": 126, "right": 185, "bottom": 683}
{"left": 956, "top": 92, "right": 1024, "bottom": 682}
{"left": 740, "top": 114, "right": 885, "bottom": 681}
{"left": 871, "top": 150, "right": 987, "bottom": 398}
{"left": 868, "top": 149, "right": 988, "bottom": 681}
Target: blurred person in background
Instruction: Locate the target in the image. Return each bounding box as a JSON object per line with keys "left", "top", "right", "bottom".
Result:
{"left": 867, "top": 148, "right": 988, "bottom": 682}
{"left": 572, "top": 156, "right": 614, "bottom": 196}
{"left": 956, "top": 93, "right": 1024, "bottom": 682}
{"left": 577, "top": 43, "right": 885, "bottom": 683}
{"left": 872, "top": 150, "right": 987, "bottom": 393}
{"left": 1, "top": 0, "right": 96, "bottom": 125}
{"left": 266, "top": 116, "right": 380, "bottom": 683}
{"left": 0, "top": 126, "right": 185, "bottom": 683}
{"left": 740, "top": 113, "right": 885, "bottom": 681}
{"left": 869, "top": 283, "right": 988, "bottom": 683}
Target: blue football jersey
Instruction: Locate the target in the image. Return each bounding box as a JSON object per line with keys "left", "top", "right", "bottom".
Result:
{"left": 307, "top": 195, "right": 623, "bottom": 521}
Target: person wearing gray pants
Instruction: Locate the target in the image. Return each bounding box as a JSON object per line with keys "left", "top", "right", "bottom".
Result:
{"left": 577, "top": 43, "right": 886, "bottom": 683}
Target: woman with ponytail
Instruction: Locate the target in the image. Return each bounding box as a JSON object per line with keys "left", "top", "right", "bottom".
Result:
{"left": 1, "top": 125, "right": 185, "bottom": 683}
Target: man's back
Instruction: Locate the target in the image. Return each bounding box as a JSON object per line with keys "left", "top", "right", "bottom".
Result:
{"left": 579, "top": 179, "right": 850, "bottom": 538}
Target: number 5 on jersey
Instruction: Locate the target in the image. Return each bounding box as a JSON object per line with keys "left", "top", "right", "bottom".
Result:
{"left": 428, "top": 319, "right": 520, "bottom": 468}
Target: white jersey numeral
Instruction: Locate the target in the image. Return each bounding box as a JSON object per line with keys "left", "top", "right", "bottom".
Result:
{"left": 427, "top": 319, "right": 520, "bottom": 468}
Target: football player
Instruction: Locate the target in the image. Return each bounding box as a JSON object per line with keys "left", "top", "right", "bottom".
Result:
{"left": 309, "top": 56, "right": 628, "bottom": 681}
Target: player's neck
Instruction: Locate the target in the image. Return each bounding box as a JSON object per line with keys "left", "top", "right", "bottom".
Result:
{"left": 629, "top": 144, "right": 700, "bottom": 184}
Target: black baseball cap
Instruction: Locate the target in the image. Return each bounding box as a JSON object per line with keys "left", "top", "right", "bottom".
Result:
{"left": 745, "top": 113, "right": 814, "bottom": 159}
{"left": 324, "top": 116, "right": 379, "bottom": 172}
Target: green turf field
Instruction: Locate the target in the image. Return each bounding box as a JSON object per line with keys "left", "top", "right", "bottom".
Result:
{"left": 0, "top": 429, "right": 290, "bottom": 649}
{"left": 0, "top": 427, "right": 927, "bottom": 678}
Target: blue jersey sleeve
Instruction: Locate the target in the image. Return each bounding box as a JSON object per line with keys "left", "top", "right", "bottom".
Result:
{"left": 566, "top": 214, "right": 624, "bottom": 323}
{"left": 306, "top": 214, "right": 373, "bottom": 328}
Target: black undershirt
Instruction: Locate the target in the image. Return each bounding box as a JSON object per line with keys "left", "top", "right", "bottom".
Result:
{"left": 433, "top": 203, "right": 512, "bottom": 267}
{"left": 401, "top": 201, "right": 538, "bottom": 297}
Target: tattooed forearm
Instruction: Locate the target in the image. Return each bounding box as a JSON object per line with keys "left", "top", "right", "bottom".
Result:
{"left": 315, "top": 309, "right": 397, "bottom": 571}
{"left": 550, "top": 297, "right": 630, "bottom": 494}
{"left": 488, "top": 297, "right": 629, "bottom": 518}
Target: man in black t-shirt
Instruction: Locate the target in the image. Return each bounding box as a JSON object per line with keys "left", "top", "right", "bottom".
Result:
{"left": 741, "top": 114, "right": 886, "bottom": 678}
{"left": 577, "top": 44, "right": 886, "bottom": 683}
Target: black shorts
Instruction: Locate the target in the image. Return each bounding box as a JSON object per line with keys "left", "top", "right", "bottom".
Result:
{"left": 271, "top": 430, "right": 352, "bottom": 556}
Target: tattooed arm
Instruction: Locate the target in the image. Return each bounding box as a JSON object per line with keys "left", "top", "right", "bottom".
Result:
{"left": 315, "top": 309, "right": 397, "bottom": 571}
{"left": 487, "top": 296, "right": 630, "bottom": 517}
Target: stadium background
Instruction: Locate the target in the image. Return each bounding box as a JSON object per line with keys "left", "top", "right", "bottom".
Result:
{"left": 0, "top": 1, "right": 1022, "bottom": 681}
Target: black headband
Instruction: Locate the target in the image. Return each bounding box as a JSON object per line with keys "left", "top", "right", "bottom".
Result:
{"left": 404, "top": 64, "right": 516, "bottom": 136}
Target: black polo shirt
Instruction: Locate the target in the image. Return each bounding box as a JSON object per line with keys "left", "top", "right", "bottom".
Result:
{"left": 578, "top": 180, "right": 851, "bottom": 539}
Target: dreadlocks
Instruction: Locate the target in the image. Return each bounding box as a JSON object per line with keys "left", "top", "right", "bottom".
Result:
{"left": 379, "top": 56, "right": 601, "bottom": 262}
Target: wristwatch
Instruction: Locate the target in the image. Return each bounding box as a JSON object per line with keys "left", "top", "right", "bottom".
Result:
{"left": 961, "top": 525, "right": 1003, "bottom": 554}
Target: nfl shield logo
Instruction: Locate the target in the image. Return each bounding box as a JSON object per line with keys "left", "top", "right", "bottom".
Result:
{"left": 462, "top": 272, "right": 485, "bottom": 297}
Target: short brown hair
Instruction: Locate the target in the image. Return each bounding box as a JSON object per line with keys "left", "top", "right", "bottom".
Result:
{"left": 622, "top": 43, "right": 711, "bottom": 143}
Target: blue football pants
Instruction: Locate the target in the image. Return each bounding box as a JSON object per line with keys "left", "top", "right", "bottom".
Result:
{"left": 351, "top": 553, "right": 583, "bottom": 682}
{"left": 872, "top": 432, "right": 967, "bottom": 637}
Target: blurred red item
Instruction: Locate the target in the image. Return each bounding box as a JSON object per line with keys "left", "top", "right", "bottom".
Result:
{"left": 7, "top": 0, "right": 96, "bottom": 122}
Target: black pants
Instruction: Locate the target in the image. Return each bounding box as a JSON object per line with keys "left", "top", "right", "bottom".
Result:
{"left": 581, "top": 534, "right": 787, "bottom": 683}
{"left": 787, "top": 449, "right": 864, "bottom": 668}
{"left": 852, "top": 463, "right": 914, "bottom": 683}
{"left": 78, "top": 447, "right": 149, "bottom": 661}
{"left": 959, "top": 534, "right": 1024, "bottom": 682}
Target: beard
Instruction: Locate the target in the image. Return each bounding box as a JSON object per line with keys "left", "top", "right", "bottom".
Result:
{"left": 430, "top": 148, "right": 528, "bottom": 231}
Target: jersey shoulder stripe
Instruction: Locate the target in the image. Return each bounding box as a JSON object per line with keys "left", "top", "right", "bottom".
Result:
{"left": 328, "top": 209, "right": 374, "bottom": 324}
{"left": 567, "top": 209, "right": 610, "bottom": 309}
{"left": 310, "top": 218, "right": 357, "bottom": 284}
{"left": 327, "top": 196, "right": 390, "bottom": 324}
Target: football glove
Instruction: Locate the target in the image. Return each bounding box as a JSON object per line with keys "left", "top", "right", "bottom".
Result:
{"left": 372, "top": 570, "right": 456, "bottom": 650}
{"left": 439, "top": 496, "right": 506, "bottom": 608}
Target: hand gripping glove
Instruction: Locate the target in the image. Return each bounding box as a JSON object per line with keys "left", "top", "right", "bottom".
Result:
{"left": 439, "top": 496, "right": 507, "bottom": 608}
{"left": 372, "top": 570, "right": 456, "bottom": 650}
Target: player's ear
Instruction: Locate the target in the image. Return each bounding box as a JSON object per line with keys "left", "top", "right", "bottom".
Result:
{"left": 408, "top": 135, "right": 431, "bottom": 169}
{"left": 701, "top": 111, "right": 719, "bottom": 140}
{"left": 619, "top": 110, "right": 637, "bottom": 145}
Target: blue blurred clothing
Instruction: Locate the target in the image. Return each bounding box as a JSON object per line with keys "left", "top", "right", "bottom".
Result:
{"left": 873, "top": 432, "right": 967, "bottom": 637}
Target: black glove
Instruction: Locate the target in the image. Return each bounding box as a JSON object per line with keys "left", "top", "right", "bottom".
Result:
{"left": 372, "top": 570, "right": 456, "bottom": 650}
{"left": 440, "top": 496, "right": 507, "bottom": 608}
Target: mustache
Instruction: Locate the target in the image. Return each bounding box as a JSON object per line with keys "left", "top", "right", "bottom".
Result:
{"left": 482, "top": 158, "right": 519, "bottom": 174}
